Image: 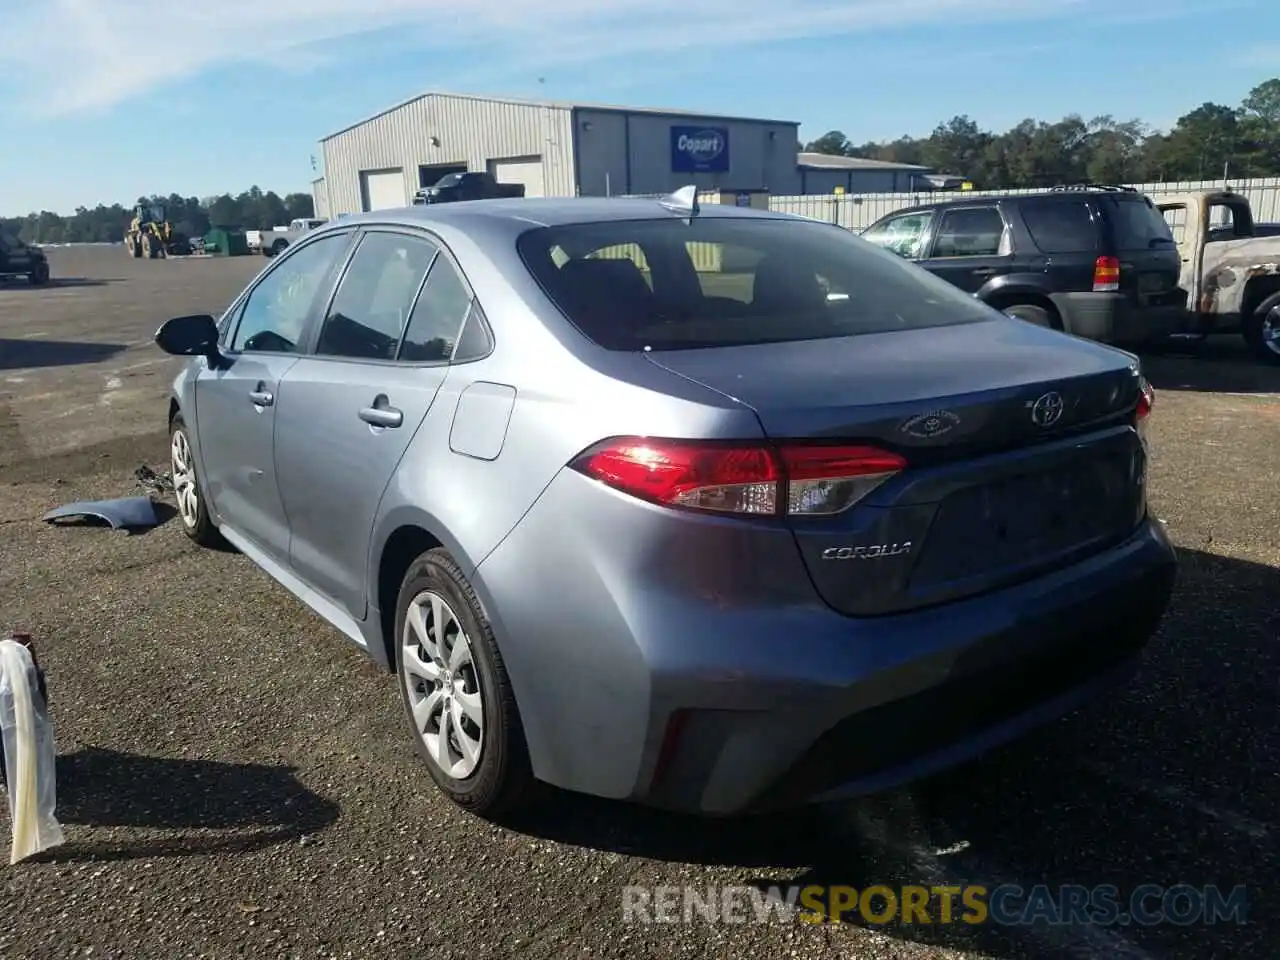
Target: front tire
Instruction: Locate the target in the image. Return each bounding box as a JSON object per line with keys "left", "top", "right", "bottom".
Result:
{"left": 1243, "top": 291, "right": 1280, "bottom": 366}
{"left": 394, "top": 548, "right": 533, "bottom": 817}
{"left": 169, "top": 414, "right": 221, "bottom": 546}
{"left": 28, "top": 261, "right": 49, "bottom": 286}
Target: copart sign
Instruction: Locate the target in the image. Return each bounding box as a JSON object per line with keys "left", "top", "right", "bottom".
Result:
{"left": 671, "top": 126, "right": 730, "bottom": 173}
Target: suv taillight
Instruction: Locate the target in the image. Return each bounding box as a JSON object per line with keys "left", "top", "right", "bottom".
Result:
{"left": 569, "top": 438, "right": 907, "bottom": 517}
{"left": 1093, "top": 256, "right": 1120, "bottom": 292}
{"left": 1137, "top": 377, "right": 1154, "bottom": 420}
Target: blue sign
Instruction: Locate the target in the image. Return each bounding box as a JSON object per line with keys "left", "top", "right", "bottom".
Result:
{"left": 671, "top": 126, "right": 730, "bottom": 174}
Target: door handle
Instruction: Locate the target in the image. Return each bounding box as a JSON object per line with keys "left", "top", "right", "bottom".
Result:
{"left": 249, "top": 387, "right": 273, "bottom": 406}
{"left": 971, "top": 267, "right": 998, "bottom": 277}
{"left": 359, "top": 396, "right": 403, "bottom": 428}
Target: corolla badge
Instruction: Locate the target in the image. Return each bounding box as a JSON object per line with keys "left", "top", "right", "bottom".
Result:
{"left": 676, "top": 130, "right": 725, "bottom": 163}
{"left": 1029, "top": 391, "right": 1065, "bottom": 427}
{"left": 821, "top": 543, "right": 912, "bottom": 560}
{"left": 900, "top": 409, "right": 961, "bottom": 439}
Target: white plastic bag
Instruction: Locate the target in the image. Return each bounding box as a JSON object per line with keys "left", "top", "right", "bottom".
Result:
{"left": 0, "top": 639, "right": 64, "bottom": 863}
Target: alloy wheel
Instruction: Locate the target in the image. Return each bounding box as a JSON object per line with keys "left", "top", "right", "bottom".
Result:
{"left": 402, "top": 590, "right": 485, "bottom": 779}
{"left": 170, "top": 429, "right": 199, "bottom": 528}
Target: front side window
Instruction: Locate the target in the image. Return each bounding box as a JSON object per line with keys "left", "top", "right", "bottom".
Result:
{"left": 930, "top": 207, "right": 1006, "bottom": 258}
{"left": 861, "top": 212, "right": 934, "bottom": 259}
{"left": 517, "top": 215, "right": 995, "bottom": 352}
{"left": 315, "top": 232, "right": 437, "bottom": 361}
{"left": 232, "top": 234, "right": 350, "bottom": 353}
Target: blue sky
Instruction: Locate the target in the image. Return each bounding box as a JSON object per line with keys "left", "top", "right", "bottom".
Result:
{"left": 1, "top": 0, "right": 1276, "bottom": 215}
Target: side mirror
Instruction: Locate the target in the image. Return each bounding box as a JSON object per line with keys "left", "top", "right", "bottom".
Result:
{"left": 155, "top": 314, "right": 219, "bottom": 358}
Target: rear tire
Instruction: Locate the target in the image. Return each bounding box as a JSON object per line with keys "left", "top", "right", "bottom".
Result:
{"left": 394, "top": 548, "right": 534, "bottom": 818}
{"left": 1243, "top": 291, "right": 1280, "bottom": 366}
{"left": 1000, "top": 302, "right": 1056, "bottom": 329}
{"left": 169, "top": 413, "right": 222, "bottom": 547}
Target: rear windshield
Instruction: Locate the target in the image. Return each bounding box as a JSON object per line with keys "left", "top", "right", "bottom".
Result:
{"left": 515, "top": 216, "right": 996, "bottom": 351}
{"left": 1107, "top": 196, "right": 1176, "bottom": 249}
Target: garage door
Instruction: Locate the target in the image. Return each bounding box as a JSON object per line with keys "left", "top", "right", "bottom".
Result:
{"left": 488, "top": 156, "right": 545, "bottom": 198}
{"left": 360, "top": 169, "right": 406, "bottom": 211}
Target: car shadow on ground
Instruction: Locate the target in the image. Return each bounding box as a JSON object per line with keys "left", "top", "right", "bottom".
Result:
{"left": 32, "top": 747, "right": 341, "bottom": 862}
{"left": 0, "top": 339, "right": 130, "bottom": 371}
{"left": 1139, "top": 336, "right": 1280, "bottom": 394}
{"left": 505, "top": 548, "right": 1277, "bottom": 959}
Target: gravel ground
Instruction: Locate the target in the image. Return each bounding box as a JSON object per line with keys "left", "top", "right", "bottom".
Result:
{"left": 0, "top": 248, "right": 1277, "bottom": 960}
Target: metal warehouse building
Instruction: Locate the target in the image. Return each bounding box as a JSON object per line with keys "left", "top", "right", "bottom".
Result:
{"left": 796, "top": 153, "right": 973, "bottom": 194}
{"left": 313, "top": 91, "right": 805, "bottom": 215}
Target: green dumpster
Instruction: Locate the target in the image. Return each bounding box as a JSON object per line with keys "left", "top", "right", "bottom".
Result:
{"left": 203, "top": 226, "right": 250, "bottom": 256}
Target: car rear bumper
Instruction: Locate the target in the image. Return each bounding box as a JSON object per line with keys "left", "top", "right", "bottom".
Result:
{"left": 477, "top": 469, "right": 1178, "bottom": 816}
{"left": 1050, "top": 292, "right": 1188, "bottom": 343}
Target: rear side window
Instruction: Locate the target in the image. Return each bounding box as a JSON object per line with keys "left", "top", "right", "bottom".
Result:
{"left": 516, "top": 216, "right": 995, "bottom": 351}
{"left": 315, "top": 232, "right": 437, "bottom": 361}
{"left": 1020, "top": 199, "right": 1097, "bottom": 254}
{"left": 1106, "top": 197, "right": 1176, "bottom": 250}
{"left": 399, "top": 255, "right": 473, "bottom": 362}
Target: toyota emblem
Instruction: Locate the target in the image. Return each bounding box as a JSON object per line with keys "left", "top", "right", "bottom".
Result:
{"left": 1030, "top": 391, "right": 1065, "bottom": 427}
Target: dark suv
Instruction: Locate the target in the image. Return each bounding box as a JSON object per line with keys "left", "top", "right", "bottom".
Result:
{"left": 860, "top": 185, "right": 1184, "bottom": 344}
{"left": 0, "top": 230, "right": 50, "bottom": 285}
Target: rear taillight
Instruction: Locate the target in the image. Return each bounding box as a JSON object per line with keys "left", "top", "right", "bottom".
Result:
{"left": 1136, "top": 377, "right": 1154, "bottom": 420}
{"left": 569, "top": 438, "right": 907, "bottom": 517}
{"left": 1093, "top": 256, "right": 1120, "bottom": 292}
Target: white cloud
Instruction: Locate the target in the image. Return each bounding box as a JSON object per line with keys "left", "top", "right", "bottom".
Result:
{"left": 0, "top": 0, "right": 1195, "bottom": 117}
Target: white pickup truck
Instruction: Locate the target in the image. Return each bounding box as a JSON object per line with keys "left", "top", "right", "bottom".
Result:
{"left": 247, "top": 218, "right": 327, "bottom": 257}
{"left": 1151, "top": 189, "right": 1280, "bottom": 364}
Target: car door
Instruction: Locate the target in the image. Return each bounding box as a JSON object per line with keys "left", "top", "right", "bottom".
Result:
{"left": 274, "top": 228, "right": 476, "bottom": 619}
{"left": 193, "top": 231, "right": 354, "bottom": 563}
{"left": 917, "top": 205, "right": 1013, "bottom": 293}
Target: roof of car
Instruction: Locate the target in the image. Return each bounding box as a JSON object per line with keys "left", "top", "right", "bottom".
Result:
{"left": 324, "top": 196, "right": 803, "bottom": 232}
{"left": 868, "top": 187, "right": 1150, "bottom": 222}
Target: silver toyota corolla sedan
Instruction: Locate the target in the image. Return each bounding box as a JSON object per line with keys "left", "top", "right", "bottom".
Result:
{"left": 155, "top": 190, "right": 1176, "bottom": 818}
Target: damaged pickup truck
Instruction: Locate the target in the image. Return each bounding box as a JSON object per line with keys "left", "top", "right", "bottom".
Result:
{"left": 1153, "top": 188, "right": 1280, "bottom": 364}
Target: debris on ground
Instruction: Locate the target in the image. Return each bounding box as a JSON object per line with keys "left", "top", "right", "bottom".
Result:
{"left": 42, "top": 496, "right": 160, "bottom": 532}
{"left": 0, "top": 637, "right": 64, "bottom": 864}
{"left": 134, "top": 464, "right": 173, "bottom": 494}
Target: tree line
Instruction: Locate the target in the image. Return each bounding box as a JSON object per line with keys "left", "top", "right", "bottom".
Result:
{"left": 1, "top": 187, "right": 316, "bottom": 245}
{"left": 806, "top": 78, "right": 1280, "bottom": 188}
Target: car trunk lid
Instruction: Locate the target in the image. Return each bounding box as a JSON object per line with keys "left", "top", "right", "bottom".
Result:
{"left": 645, "top": 318, "right": 1149, "bottom": 615}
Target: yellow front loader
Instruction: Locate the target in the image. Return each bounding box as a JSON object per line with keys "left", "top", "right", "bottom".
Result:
{"left": 123, "top": 205, "right": 191, "bottom": 259}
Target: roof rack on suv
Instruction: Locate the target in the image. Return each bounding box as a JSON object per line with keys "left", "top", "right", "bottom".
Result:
{"left": 1048, "top": 183, "right": 1139, "bottom": 193}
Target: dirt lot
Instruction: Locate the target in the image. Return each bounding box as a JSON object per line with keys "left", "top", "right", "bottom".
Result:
{"left": 1, "top": 247, "right": 1277, "bottom": 959}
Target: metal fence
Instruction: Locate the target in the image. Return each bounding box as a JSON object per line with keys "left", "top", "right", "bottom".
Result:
{"left": 762, "top": 178, "right": 1280, "bottom": 231}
